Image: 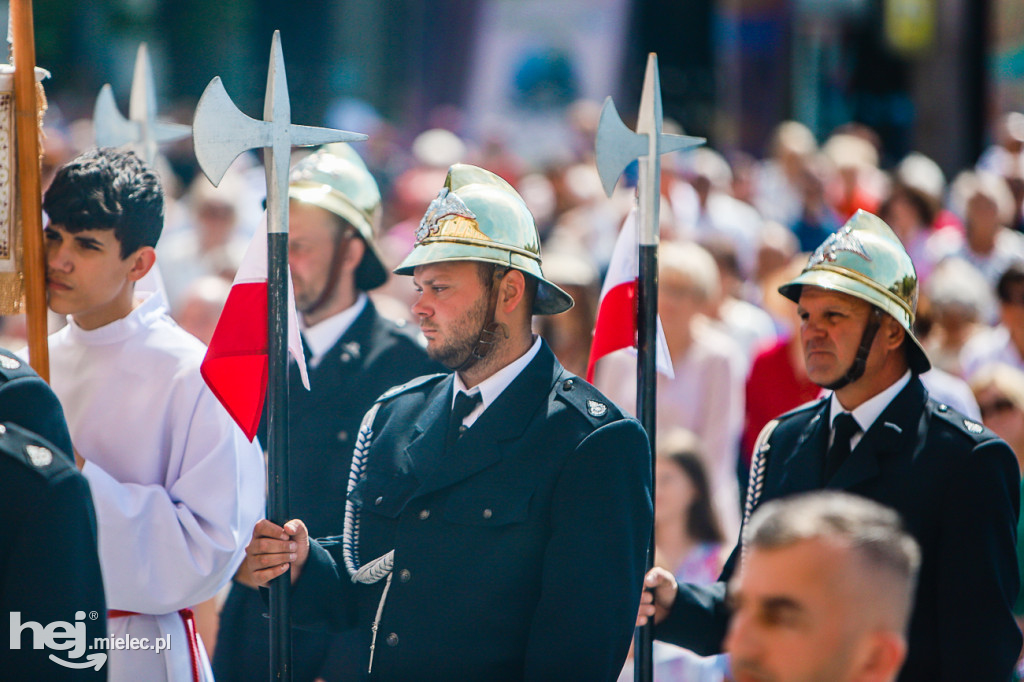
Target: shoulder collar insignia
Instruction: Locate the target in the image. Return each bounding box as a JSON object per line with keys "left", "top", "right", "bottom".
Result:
{"left": 963, "top": 419, "right": 984, "bottom": 434}
{"left": 809, "top": 225, "right": 872, "bottom": 266}
{"left": 587, "top": 399, "right": 608, "bottom": 418}
{"left": 0, "top": 355, "right": 20, "bottom": 370}
{"left": 375, "top": 373, "right": 447, "bottom": 403}
{"left": 25, "top": 444, "right": 53, "bottom": 467}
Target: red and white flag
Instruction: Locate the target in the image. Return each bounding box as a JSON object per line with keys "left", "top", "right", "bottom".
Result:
{"left": 201, "top": 215, "right": 309, "bottom": 441}
{"left": 586, "top": 209, "right": 674, "bottom": 383}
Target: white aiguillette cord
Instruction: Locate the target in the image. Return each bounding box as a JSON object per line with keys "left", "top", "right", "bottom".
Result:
{"left": 343, "top": 402, "right": 395, "bottom": 674}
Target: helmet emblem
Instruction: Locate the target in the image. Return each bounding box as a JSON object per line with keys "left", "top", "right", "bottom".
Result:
{"left": 810, "top": 225, "right": 872, "bottom": 266}
{"left": 416, "top": 188, "right": 477, "bottom": 244}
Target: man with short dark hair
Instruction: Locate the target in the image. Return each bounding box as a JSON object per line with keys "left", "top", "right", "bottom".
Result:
{"left": 641, "top": 211, "right": 1021, "bottom": 680}
{"left": 726, "top": 491, "right": 920, "bottom": 682}
{"left": 40, "top": 147, "right": 265, "bottom": 682}
{"left": 244, "top": 164, "right": 652, "bottom": 680}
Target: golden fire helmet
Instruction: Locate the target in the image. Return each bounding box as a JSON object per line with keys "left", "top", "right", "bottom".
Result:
{"left": 779, "top": 209, "right": 931, "bottom": 373}
{"left": 289, "top": 143, "right": 387, "bottom": 290}
{"left": 394, "top": 164, "right": 574, "bottom": 315}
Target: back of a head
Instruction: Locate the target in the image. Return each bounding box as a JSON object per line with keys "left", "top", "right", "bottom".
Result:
{"left": 43, "top": 147, "right": 164, "bottom": 258}
{"left": 747, "top": 491, "right": 921, "bottom": 633}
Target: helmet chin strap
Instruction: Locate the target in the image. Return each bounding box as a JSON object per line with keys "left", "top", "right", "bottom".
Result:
{"left": 823, "top": 307, "right": 883, "bottom": 391}
{"left": 455, "top": 266, "right": 510, "bottom": 374}
{"left": 303, "top": 225, "right": 355, "bottom": 317}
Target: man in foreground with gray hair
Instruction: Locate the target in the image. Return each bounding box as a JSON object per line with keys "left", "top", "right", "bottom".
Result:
{"left": 725, "top": 491, "right": 921, "bottom": 682}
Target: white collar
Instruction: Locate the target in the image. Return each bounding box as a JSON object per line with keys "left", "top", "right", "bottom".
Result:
{"left": 829, "top": 370, "right": 912, "bottom": 433}
{"left": 451, "top": 336, "right": 542, "bottom": 428}
{"left": 301, "top": 293, "right": 367, "bottom": 367}
{"left": 65, "top": 291, "right": 166, "bottom": 346}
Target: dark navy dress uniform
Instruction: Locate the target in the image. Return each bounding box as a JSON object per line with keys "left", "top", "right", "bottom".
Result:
{"left": 289, "top": 340, "right": 652, "bottom": 681}
{"left": 0, "top": 423, "right": 107, "bottom": 680}
{"left": 656, "top": 376, "right": 1021, "bottom": 681}
{"left": 214, "top": 300, "right": 442, "bottom": 682}
{"left": 0, "top": 348, "right": 73, "bottom": 459}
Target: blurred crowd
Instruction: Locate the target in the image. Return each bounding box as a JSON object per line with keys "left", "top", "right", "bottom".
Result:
{"left": 16, "top": 101, "right": 1024, "bottom": 674}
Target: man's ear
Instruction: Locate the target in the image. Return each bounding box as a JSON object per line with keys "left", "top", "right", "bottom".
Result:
{"left": 342, "top": 236, "right": 366, "bottom": 272}
{"left": 499, "top": 269, "right": 527, "bottom": 314}
{"left": 126, "top": 246, "right": 157, "bottom": 283}
{"left": 852, "top": 631, "right": 906, "bottom": 682}
{"left": 882, "top": 315, "right": 907, "bottom": 351}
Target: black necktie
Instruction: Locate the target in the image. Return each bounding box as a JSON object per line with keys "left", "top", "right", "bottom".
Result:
{"left": 825, "top": 413, "right": 861, "bottom": 482}
{"left": 447, "top": 391, "right": 482, "bottom": 450}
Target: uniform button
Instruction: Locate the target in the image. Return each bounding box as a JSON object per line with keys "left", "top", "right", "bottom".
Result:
{"left": 375, "top": 496, "right": 384, "bottom": 506}
{"left": 938, "top": 404, "right": 948, "bottom": 412}
{"left": 337, "top": 430, "right": 348, "bottom": 442}
{"left": 386, "top": 632, "right": 399, "bottom": 647}
{"left": 562, "top": 379, "right": 574, "bottom": 391}
{"left": 418, "top": 509, "right": 430, "bottom": 520}
{"left": 482, "top": 508, "right": 493, "bottom": 519}
{"left": 399, "top": 569, "right": 411, "bottom": 583}
{"left": 340, "top": 352, "right": 351, "bottom": 363}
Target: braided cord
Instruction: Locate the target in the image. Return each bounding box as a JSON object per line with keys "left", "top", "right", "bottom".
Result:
{"left": 740, "top": 419, "right": 778, "bottom": 559}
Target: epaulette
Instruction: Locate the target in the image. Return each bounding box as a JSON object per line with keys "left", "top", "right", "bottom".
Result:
{"left": 0, "top": 422, "right": 75, "bottom": 480}
{"left": 0, "top": 348, "right": 36, "bottom": 382}
{"left": 375, "top": 373, "right": 447, "bottom": 404}
{"left": 774, "top": 396, "right": 827, "bottom": 422}
{"left": 555, "top": 375, "right": 622, "bottom": 426}
{"left": 929, "top": 400, "right": 994, "bottom": 444}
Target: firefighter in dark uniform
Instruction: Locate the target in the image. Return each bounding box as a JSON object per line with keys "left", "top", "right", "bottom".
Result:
{"left": 213, "top": 144, "right": 441, "bottom": 681}
{"left": 0, "top": 347, "right": 73, "bottom": 457}
{"left": 244, "top": 164, "right": 653, "bottom": 681}
{"left": 640, "top": 210, "right": 1021, "bottom": 681}
{"left": 1, "top": 422, "right": 107, "bottom": 679}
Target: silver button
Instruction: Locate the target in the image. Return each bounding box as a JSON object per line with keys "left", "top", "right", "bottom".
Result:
{"left": 337, "top": 430, "right": 348, "bottom": 442}
{"left": 375, "top": 496, "right": 383, "bottom": 506}
{"left": 386, "top": 632, "right": 399, "bottom": 647}
{"left": 340, "top": 352, "right": 351, "bottom": 363}
{"left": 482, "top": 508, "right": 493, "bottom": 519}
{"left": 418, "top": 509, "right": 430, "bottom": 520}
{"left": 562, "top": 379, "right": 574, "bottom": 391}
{"left": 399, "top": 569, "right": 411, "bottom": 583}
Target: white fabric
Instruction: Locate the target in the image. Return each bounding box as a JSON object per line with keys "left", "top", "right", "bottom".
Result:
{"left": 595, "top": 319, "right": 746, "bottom": 539}
{"left": 829, "top": 371, "right": 911, "bottom": 450}
{"left": 300, "top": 293, "right": 368, "bottom": 368}
{"left": 452, "top": 335, "right": 542, "bottom": 429}
{"left": 45, "top": 292, "right": 266, "bottom": 682}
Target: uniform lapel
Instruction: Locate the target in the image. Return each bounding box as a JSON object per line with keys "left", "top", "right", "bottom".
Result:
{"left": 413, "top": 342, "right": 559, "bottom": 499}
{"left": 404, "top": 375, "right": 456, "bottom": 484}
{"left": 776, "top": 399, "right": 830, "bottom": 495}
{"left": 829, "top": 377, "right": 926, "bottom": 490}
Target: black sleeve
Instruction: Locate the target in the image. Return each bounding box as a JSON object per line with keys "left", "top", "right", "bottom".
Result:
{"left": 0, "top": 375, "right": 75, "bottom": 460}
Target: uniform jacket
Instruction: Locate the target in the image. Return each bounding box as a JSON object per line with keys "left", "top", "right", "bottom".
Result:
{"left": 290, "top": 341, "right": 653, "bottom": 681}
{"left": 0, "top": 423, "right": 106, "bottom": 679}
{"left": 0, "top": 347, "right": 73, "bottom": 458}
{"left": 215, "top": 300, "right": 442, "bottom": 682}
{"left": 657, "top": 376, "right": 1021, "bottom": 681}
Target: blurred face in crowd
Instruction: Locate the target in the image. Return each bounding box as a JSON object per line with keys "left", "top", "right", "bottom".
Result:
{"left": 659, "top": 269, "right": 703, "bottom": 342}
{"left": 999, "top": 283, "right": 1024, "bottom": 345}
{"left": 725, "top": 538, "right": 902, "bottom": 682}
{"left": 976, "top": 385, "right": 1024, "bottom": 455}
{"left": 965, "top": 193, "right": 1001, "bottom": 245}
{"left": 654, "top": 456, "right": 697, "bottom": 528}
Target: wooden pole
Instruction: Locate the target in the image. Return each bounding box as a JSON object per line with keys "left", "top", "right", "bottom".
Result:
{"left": 11, "top": 0, "right": 48, "bottom": 381}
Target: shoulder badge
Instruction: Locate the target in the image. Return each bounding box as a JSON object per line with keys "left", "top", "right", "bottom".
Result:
{"left": 375, "top": 373, "right": 447, "bottom": 404}
{"left": 587, "top": 400, "right": 608, "bottom": 418}
{"left": 0, "top": 355, "right": 20, "bottom": 370}
{"left": 963, "top": 419, "right": 984, "bottom": 434}
{"left": 25, "top": 444, "right": 53, "bottom": 467}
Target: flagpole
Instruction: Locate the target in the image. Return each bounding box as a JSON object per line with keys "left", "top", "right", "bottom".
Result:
{"left": 11, "top": 0, "right": 47, "bottom": 381}
{"left": 634, "top": 155, "right": 658, "bottom": 681}
{"left": 593, "top": 52, "right": 704, "bottom": 682}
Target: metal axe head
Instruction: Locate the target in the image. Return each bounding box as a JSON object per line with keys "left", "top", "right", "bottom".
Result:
{"left": 192, "top": 77, "right": 272, "bottom": 186}
{"left": 93, "top": 84, "right": 137, "bottom": 149}
{"left": 595, "top": 96, "right": 648, "bottom": 197}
